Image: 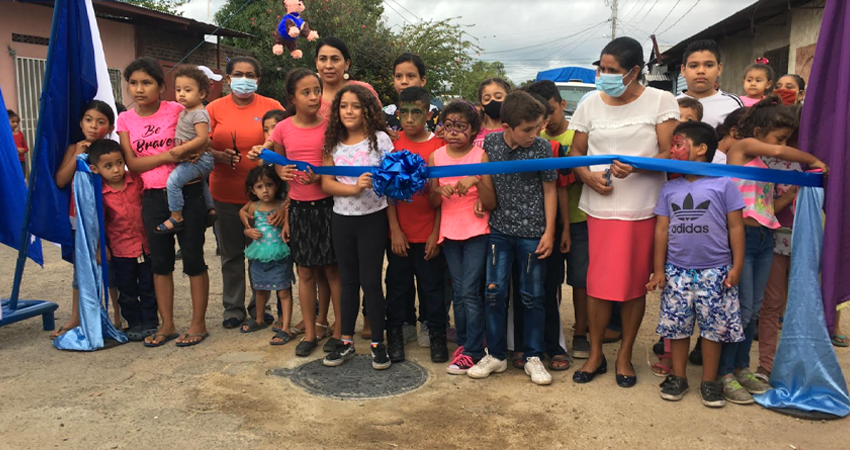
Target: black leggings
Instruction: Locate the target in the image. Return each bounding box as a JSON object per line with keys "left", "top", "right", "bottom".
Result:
{"left": 332, "top": 209, "right": 388, "bottom": 342}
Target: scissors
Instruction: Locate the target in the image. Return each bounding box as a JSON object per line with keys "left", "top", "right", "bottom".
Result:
{"left": 230, "top": 131, "right": 240, "bottom": 169}
{"left": 604, "top": 166, "right": 613, "bottom": 186}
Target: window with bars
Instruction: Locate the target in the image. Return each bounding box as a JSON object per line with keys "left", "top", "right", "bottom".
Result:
{"left": 763, "top": 46, "right": 790, "bottom": 80}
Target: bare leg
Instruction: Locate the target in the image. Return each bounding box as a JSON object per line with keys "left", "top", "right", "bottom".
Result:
{"left": 323, "top": 264, "right": 342, "bottom": 339}
{"left": 297, "top": 266, "right": 318, "bottom": 342}
{"left": 177, "top": 271, "right": 210, "bottom": 345}
{"left": 670, "top": 337, "right": 690, "bottom": 378}
{"left": 278, "top": 289, "right": 293, "bottom": 333}
{"left": 576, "top": 296, "right": 612, "bottom": 372}
{"left": 244, "top": 290, "right": 269, "bottom": 330}
{"left": 53, "top": 288, "right": 82, "bottom": 338}
{"left": 701, "top": 338, "right": 722, "bottom": 382}
{"left": 145, "top": 273, "right": 177, "bottom": 345}
{"left": 316, "top": 268, "right": 331, "bottom": 335}
{"left": 616, "top": 296, "right": 646, "bottom": 377}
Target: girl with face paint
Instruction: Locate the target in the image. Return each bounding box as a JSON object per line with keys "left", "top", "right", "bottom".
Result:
{"left": 472, "top": 78, "right": 511, "bottom": 148}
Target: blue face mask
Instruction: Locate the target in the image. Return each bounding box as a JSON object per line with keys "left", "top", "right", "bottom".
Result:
{"left": 595, "top": 69, "right": 633, "bottom": 98}
{"left": 230, "top": 77, "right": 258, "bottom": 98}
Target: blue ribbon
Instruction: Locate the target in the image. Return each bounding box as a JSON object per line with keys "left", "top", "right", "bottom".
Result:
{"left": 259, "top": 150, "right": 823, "bottom": 188}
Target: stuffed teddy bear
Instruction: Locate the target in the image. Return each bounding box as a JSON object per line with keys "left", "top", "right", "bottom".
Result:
{"left": 272, "top": 0, "right": 319, "bottom": 59}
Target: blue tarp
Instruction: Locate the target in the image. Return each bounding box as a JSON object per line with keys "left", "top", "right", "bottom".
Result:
{"left": 535, "top": 66, "right": 596, "bottom": 83}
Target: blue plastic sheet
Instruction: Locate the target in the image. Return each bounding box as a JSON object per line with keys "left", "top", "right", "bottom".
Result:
{"left": 754, "top": 187, "right": 850, "bottom": 417}
{"left": 53, "top": 156, "right": 127, "bottom": 351}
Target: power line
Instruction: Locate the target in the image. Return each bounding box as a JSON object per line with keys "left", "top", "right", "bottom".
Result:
{"left": 387, "top": 0, "right": 423, "bottom": 22}
{"left": 656, "top": 0, "right": 702, "bottom": 37}
{"left": 382, "top": 0, "right": 413, "bottom": 25}
{"left": 634, "top": 0, "right": 661, "bottom": 29}
{"left": 648, "top": 0, "right": 683, "bottom": 37}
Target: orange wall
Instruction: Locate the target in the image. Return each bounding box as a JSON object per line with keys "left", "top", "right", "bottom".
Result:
{"left": 0, "top": 1, "right": 136, "bottom": 114}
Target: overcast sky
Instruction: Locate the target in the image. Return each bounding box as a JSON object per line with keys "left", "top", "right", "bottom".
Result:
{"left": 179, "top": 0, "right": 758, "bottom": 82}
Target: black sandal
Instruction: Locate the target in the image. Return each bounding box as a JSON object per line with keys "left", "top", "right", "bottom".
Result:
{"left": 154, "top": 217, "right": 184, "bottom": 235}
{"left": 295, "top": 339, "right": 318, "bottom": 357}
{"left": 270, "top": 330, "right": 292, "bottom": 346}
{"left": 240, "top": 321, "right": 268, "bottom": 334}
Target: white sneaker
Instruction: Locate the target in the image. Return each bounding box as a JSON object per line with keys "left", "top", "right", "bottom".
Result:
{"left": 417, "top": 323, "right": 430, "bottom": 348}
{"left": 467, "top": 355, "right": 507, "bottom": 379}
{"left": 524, "top": 356, "right": 552, "bottom": 385}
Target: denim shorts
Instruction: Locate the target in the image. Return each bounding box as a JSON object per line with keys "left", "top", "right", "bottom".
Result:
{"left": 250, "top": 257, "right": 294, "bottom": 291}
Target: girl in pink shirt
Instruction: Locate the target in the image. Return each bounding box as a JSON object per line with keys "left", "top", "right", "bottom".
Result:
{"left": 117, "top": 57, "right": 210, "bottom": 348}
{"left": 429, "top": 101, "right": 496, "bottom": 375}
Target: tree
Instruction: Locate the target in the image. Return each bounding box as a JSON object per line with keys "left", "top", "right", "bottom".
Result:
{"left": 519, "top": 79, "right": 536, "bottom": 88}
{"left": 121, "top": 0, "right": 188, "bottom": 15}
{"left": 449, "top": 60, "right": 514, "bottom": 101}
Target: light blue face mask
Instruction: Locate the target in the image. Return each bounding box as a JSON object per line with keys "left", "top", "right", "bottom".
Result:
{"left": 230, "top": 77, "right": 258, "bottom": 98}
{"left": 595, "top": 68, "right": 633, "bottom": 98}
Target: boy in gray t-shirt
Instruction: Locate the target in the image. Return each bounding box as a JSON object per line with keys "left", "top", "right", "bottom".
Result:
{"left": 155, "top": 67, "right": 216, "bottom": 234}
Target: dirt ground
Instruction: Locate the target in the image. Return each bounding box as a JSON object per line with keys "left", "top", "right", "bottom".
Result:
{"left": 1, "top": 231, "right": 848, "bottom": 450}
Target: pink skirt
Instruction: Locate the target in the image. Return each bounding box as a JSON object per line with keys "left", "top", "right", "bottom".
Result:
{"left": 586, "top": 216, "right": 656, "bottom": 302}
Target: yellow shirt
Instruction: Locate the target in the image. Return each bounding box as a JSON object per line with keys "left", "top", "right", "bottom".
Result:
{"left": 541, "top": 128, "right": 586, "bottom": 223}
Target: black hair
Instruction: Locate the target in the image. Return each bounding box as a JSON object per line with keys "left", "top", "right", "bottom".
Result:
{"left": 528, "top": 92, "right": 554, "bottom": 119}
{"left": 263, "top": 109, "right": 286, "bottom": 123}
{"left": 440, "top": 100, "right": 482, "bottom": 141}
{"left": 280, "top": 67, "right": 322, "bottom": 120}
{"left": 315, "top": 36, "right": 351, "bottom": 62}
{"left": 677, "top": 97, "right": 704, "bottom": 121}
{"left": 245, "top": 165, "right": 285, "bottom": 201}
{"left": 600, "top": 36, "right": 646, "bottom": 81}
{"left": 173, "top": 65, "right": 211, "bottom": 97}
{"left": 501, "top": 91, "right": 545, "bottom": 128}
{"left": 526, "top": 80, "right": 562, "bottom": 103}
{"left": 226, "top": 56, "right": 261, "bottom": 76}
{"left": 393, "top": 52, "right": 426, "bottom": 78}
{"left": 743, "top": 63, "right": 774, "bottom": 86}
{"left": 777, "top": 73, "right": 806, "bottom": 92}
{"left": 674, "top": 121, "right": 719, "bottom": 163}
{"left": 7, "top": 109, "right": 18, "bottom": 119}
{"left": 399, "top": 86, "right": 430, "bottom": 106}
{"left": 81, "top": 100, "right": 115, "bottom": 127}
{"left": 737, "top": 95, "right": 798, "bottom": 139}
{"left": 87, "top": 139, "right": 123, "bottom": 166}
{"left": 683, "top": 39, "right": 721, "bottom": 65}
{"left": 715, "top": 107, "right": 747, "bottom": 139}
{"left": 123, "top": 57, "right": 165, "bottom": 86}
{"left": 477, "top": 77, "right": 511, "bottom": 103}
{"left": 114, "top": 102, "right": 127, "bottom": 114}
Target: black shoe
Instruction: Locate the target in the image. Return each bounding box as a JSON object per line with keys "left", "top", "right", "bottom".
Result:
{"left": 387, "top": 327, "right": 405, "bottom": 362}
{"left": 263, "top": 313, "right": 275, "bottom": 326}
{"left": 295, "top": 339, "right": 318, "bottom": 357}
{"left": 572, "top": 357, "right": 607, "bottom": 383}
{"left": 653, "top": 336, "right": 665, "bottom": 356}
{"left": 700, "top": 380, "right": 726, "bottom": 408}
{"left": 616, "top": 362, "right": 637, "bottom": 388}
{"left": 689, "top": 337, "right": 703, "bottom": 366}
{"left": 660, "top": 374, "right": 689, "bottom": 401}
{"left": 371, "top": 343, "right": 391, "bottom": 370}
{"left": 323, "top": 342, "right": 355, "bottom": 366}
{"left": 429, "top": 327, "right": 449, "bottom": 363}
{"left": 323, "top": 337, "right": 341, "bottom": 353}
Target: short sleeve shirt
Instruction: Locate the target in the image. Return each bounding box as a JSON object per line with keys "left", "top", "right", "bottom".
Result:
{"left": 485, "top": 133, "right": 557, "bottom": 238}
{"left": 270, "top": 117, "right": 328, "bottom": 201}
{"left": 174, "top": 108, "right": 210, "bottom": 143}
{"left": 331, "top": 131, "right": 393, "bottom": 216}
{"left": 102, "top": 172, "right": 149, "bottom": 258}
{"left": 392, "top": 132, "right": 445, "bottom": 242}
{"left": 654, "top": 177, "right": 745, "bottom": 269}
{"left": 542, "top": 128, "right": 586, "bottom": 223}
{"left": 115, "top": 101, "right": 183, "bottom": 190}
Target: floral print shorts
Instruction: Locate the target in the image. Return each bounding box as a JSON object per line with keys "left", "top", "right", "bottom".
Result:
{"left": 656, "top": 263, "right": 745, "bottom": 343}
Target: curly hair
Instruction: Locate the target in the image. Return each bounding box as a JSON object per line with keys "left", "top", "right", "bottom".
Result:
{"left": 322, "top": 84, "right": 388, "bottom": 158}
{"left": 737, "top": 95, "right": 798, "bottom": 139}
{"left": 172, "top": 65, "right": 211, "bottom": 97}
{"left": 245, "top": 165, "right": 285, "bottom": 201}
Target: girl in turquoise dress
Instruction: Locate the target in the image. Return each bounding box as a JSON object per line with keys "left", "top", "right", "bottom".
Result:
{"left": 240, "top": 165, "right": 295, "bottom": 345}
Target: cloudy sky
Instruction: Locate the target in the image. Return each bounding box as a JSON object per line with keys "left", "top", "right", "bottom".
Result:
{"left": 179, "top": 0, "right": 758, "bottom": 82}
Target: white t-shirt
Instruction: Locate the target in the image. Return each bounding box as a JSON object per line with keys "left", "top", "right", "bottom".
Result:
{"left": 569, "top": 88, "right": 680, "bottom": 220}
{"left": 677, "top": 90, "right": 743, "bottom": 128}
{"left": 331, "top": 131, "right": 393, "bottom": 216}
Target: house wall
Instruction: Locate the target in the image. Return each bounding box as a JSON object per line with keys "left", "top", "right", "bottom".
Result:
{"left": 0, "top": 1, "right": 136, "bottom": 111}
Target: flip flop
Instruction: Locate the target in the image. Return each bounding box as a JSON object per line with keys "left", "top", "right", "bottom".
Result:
{"left": 176, "top": 333, "right": 209, "bottom": 347}
{"left": 512, "top": 353, "right": 525, "bottom": 369}
{"left": 154, "top": 217, "right": 184, "bottom": 235}
{"left": 241, "top": 321, "right": 268, "bottom": 334}
{"left": 270, "top": 330, "right": 293, "bottom": 346}
{"left": 143, "top": 333, "right": 179, "bottom": 347}
{"left": 832, "top": 334, "right": 850, "bottom": 348}
{"left": 548, "top": 355, "right": 571, "bottom": 371}
{"left": 652, "top": 353, "right": 673, "bottom": 377}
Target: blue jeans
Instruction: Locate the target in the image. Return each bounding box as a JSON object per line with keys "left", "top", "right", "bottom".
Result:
{"left": 485, "top": 231, "right": 546, "bottom": 361}
{"left": 166, "top": 152, "right": 215, "bottom": 212}
{"left": 442, "top": 235, "right": 488, "bottom": 359}
{"left": 719, "top": 226, "right": 774, "bottom": 375}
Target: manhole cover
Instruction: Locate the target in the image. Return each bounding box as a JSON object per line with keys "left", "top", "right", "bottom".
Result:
{"left": 273, "top": 355, "right": 429, "bottom": 399}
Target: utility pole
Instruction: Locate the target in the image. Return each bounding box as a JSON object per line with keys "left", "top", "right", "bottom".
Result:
{"left": 611, "top": 0, "right": 619, "bottom": 39}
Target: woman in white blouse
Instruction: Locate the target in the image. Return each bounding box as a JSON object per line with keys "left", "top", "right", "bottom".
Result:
{"left": 568, "top": 37, "right": 679, "bottom": 387}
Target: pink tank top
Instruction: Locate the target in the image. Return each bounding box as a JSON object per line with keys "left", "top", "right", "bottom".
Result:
{"left": 734, "top": 157, "right": 780, "bottom": 229}
{"left": 433, "top": 145, "right": 490, "bottom": 243}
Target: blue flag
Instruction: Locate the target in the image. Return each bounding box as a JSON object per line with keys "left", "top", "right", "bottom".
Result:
{"left": 0, "top": 84, "right": 42, "bottom": 265}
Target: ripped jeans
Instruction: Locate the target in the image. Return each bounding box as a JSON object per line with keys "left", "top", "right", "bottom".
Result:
{"left": 484, "top": 230, "right": 546, "bottom": 361}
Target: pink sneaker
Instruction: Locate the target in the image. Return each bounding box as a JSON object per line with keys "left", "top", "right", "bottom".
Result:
{"left": 447, "top": 352, "right": 476, "bottom": 375}
{"left": 451, "top": 345, "right": 464, "bottom": 360}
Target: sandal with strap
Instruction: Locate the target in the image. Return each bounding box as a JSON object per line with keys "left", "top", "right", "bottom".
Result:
{"left": 549, "top": 354, "right": 571, "bottom": 371}
{"left": 270, "top": 330, "right": 293, "bottom": 346}
{"left": 240, "top": 321, "right": 268, "bottom": 334}
{"left": 154, "top": 217, "right": 184, "bottom": 235}
{"left": 832, "top": 334, "right": 850, "bottom": 348}
{"left": 652, "top": 353, "right": 673, "bottom": 377}
{"left": 316, "top": 322, "right": 331, "bottom": 340}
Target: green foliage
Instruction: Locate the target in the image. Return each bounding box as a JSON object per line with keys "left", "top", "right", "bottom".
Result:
{"left": 450, "top": 60, "right": 514, "bottom": 101}
{"left": 121, "top": 0, "right": 189, "bottom": 15}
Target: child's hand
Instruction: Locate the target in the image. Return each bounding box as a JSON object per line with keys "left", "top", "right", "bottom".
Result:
{"left": 390, "top": 228, "right": 409, "bottom": 257}
{"left": 559, "top": 228, "right": 572, "bottom": 254}
{"left": 725, "top": 267, "right": 742, "bottom": 288}
{"left": 454, "top": 176, "right": 479, "bottom": 196}
{"left": 267, "top": 207, "right": 285, "bottom": 227}
{"left": 355, "top": 173, "right": 373, "bottom": 193}
{"left": 244, "top": 228, "right": 262, "bottom": 240}
{"left": 387, "top": 129, "right": 400, "bottom": 141}
{"left": 811, "top": 160, "right": 829, "bottom": 176}
{"left": 473, "top": 198, "right": 486, "bottom": 218}
{"left": 435, "top": 124, "right": 446, "bottom": 140}
{"left": 248, "top": 145, "right": 266, "bottom": 161}
{"left": 436, "top": 184, "right": 455, "bottom": 198}
{"left": 535, "top": 231, "right": 554, "bottom": 259}
{"left": 282, "top": 220, "right": 290, "bottom": 243}
{"left": 75, "top": 140, "right": 91, "bottom": 155}
{"left": 298, "top": 167, "right": 321, "bottom": 185}
{"left": 276, "top": 164, "right": 298, "bottom": 182}
{"left": 424, "top": 232, "right": 440, "bottom": 260}
{"left": 646, "top": 272, "right": 665, "bottom": 291}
